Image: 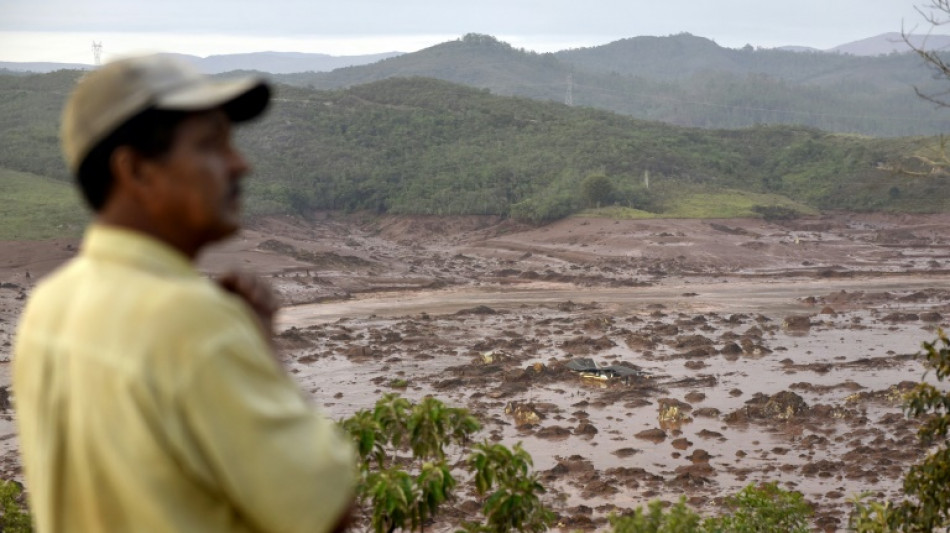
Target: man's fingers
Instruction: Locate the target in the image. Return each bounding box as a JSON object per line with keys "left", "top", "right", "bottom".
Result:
{"left": 217, "top": 272, "right": 280, "bottom": 321}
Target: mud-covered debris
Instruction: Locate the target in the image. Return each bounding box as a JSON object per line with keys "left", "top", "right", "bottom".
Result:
{"left": 671, "top": 437, "right": 692, "bottom": 450}
{"left": 845, "top": 381, "right": 917, "bottom": 405}
{"left": 557, "top": 300, "right": 577, "bottom": 312}
{"left": 612, "top": 448, "right": 639, "bottom": 458}
{"left": 505, "top": 401, "right": 544, "bottom": 427}
{"left": 673, "top": 335, "right": 714, "bottom": 349}
{"left": 721, "top": 342, "right": 743, "bottom": 356}
{"left": 564, "top": 357, "right": 645, "bottom": 380}
{"left": 536, "top": 425, "right": 572, "bottom": 440}
{"left": 624, "top": 333, "right": 655, "bottom": 350}
{"left": 740, "top": 339, "right": 772, "bottom": 357}
{"left": 561, "top": 335, "right": 615, "bottom": 354}
{"left": 455, "top": 305, "right": 498, "bottom": 316}
{"left": 783, "top": 315, "right": 813, "bottom": 331}
{"left": 881, "top": 312, "right": 919, "bottom": 323}
{"left": 801, "top": 459, "right": 844, "bottom": 477}
{"left": 575, "top": 421, "right": 599, "bottom": 437}
{"left": 684, "top": 391, "right": 706, "bottom": 403}
{"left": 258, "top": 239, "right": 376, "bottom": 268}
{"left": 478, "top": 349, "right": 512, "bottom": 364}
{"left": 658, "top": 398, "right": 693, "bottom": 429}
{"left": 727, "top": 390, "right": 808, "bottom": 422}
{"left": 634, "top": 428, "right": 667, "bottom": 443}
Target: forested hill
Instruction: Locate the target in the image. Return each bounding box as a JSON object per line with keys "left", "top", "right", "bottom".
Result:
{"left": 3, "top": 70, "right": 947, "bottom": 222}
{"left": 277, "top": 33, "right": 950, "bottom": 137}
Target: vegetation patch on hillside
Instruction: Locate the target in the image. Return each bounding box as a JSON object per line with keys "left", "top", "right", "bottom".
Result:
{"left": 0, "top": 168, "right": 87, "bottom": 240}
{"left": 2, "top": 70, "right": 948, "bottom": 228}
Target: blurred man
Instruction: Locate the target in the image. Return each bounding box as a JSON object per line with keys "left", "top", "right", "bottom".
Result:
{"left": 13, "top": 54, "right": 355, "bottom": 532}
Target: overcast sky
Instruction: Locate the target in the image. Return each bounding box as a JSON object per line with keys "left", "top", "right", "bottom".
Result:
{"left": 0, "top": 0, "right": 940, "bottom": 64}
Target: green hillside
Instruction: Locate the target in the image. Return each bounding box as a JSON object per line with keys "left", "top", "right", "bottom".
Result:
{"left": 0, "top": 167, "right": 87, "bottom": 240}
{"left": 1, "top": 69, "right": 947, "bottom": 232}
{"left": 276, "top": 34, "right": 950, "bottom": 137}
{"left": 238, "top": 77, "right": 948, "bottom": 220}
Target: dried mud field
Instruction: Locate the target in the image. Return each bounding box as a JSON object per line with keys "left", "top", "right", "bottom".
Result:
{"left": 3, "top": 212, "right": 950, "bottom": 531}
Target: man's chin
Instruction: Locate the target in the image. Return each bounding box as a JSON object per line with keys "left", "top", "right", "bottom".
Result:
{"left": 207, "top": 216, "right": 242, "bottom": 244}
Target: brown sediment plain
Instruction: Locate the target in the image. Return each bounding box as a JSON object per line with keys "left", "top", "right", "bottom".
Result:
{"left": 2, "top": 212, "right": 950, "bottom": 531}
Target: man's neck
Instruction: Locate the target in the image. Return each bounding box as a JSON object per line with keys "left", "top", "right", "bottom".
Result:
{"left": 96, "top": 207, "right": 201, "bottom": 261}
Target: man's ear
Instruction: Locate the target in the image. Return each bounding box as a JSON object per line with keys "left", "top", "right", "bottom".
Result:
{"left": 109, "top": 146, "right": 156, "bottom": 202}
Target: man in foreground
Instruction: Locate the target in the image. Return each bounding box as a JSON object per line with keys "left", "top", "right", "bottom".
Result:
{"left": 13, "top": 54, "right": 355, "bottom": 532}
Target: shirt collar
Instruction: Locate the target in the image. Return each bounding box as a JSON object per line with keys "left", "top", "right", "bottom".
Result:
{"left": 81, "top": 224, "right": 199, "bottom": 278}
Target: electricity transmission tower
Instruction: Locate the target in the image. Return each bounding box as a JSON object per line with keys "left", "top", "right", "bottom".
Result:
{"left": 92, "top": 42, "right": 103, "bottom": 66}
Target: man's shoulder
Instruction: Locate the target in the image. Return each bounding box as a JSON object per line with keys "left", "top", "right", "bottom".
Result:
{"left": 30, "top": 256, "right": 253, "bottom": 337}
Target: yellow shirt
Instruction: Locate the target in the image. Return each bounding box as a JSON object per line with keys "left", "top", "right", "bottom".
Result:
{"left": 13, "top": 225, "right": 355, "bottom": 533}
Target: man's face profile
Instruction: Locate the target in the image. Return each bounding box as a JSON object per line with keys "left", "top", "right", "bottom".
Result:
{"left": 137, "top": 109, "right": 249, "bottom": 247}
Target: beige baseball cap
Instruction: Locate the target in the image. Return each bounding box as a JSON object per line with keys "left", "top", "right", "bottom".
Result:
{"left": 61, "top": 53, "right": 271, "bottom": 174}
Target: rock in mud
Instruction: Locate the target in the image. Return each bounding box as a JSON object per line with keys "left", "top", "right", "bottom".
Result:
{"left": 693, "top": 407, "right": 721, "bottom": 418}
{"left": 684, "top": 391, "right": 706, "bottom": 403}
{"left": 671, "top": 437, "right": 693, "bottom": 450}
{"left": 674, "top": 335, "right": 714, "bottom": 348}
{"left": 536, "top": 425, "right": 572, "bottom": 440}
{"left": 612, "top": 448, "right": 639, "bottom": 458}
{"left": 455, "top": 305, "right": 498, "bottom": 315}
{"left": 635, "top": 428, "right": 667, "bottom": 443}
{"left": 575, "top": 421, "right": 599, "bottom": 437}
{"left": 782, "top": 315, "right": 813, "bottom": 331}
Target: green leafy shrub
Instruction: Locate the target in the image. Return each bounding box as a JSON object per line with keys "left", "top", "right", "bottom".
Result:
{"left": 704, "top": 482, "right": 811, "bottom": 532}
{"left": 0, "top": 479, "right": 33, "bottom": 533}
{"left": 850, "top": 329, "right": 950, "bottom": 532}
{"left": 341, "top": 394, "right": 552, "bottom": 532}
{"left": 609, "top": 498, "right": 702, "bottom": 532}
{"left": 460, "top": 442, "right": 554, "bottom": 532}
{"left": 609, "top": 482, "right": 811, "bottom": 533}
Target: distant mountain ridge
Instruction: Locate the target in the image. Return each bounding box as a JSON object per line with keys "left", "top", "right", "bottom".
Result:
{"left": 5, "top": 32, "right": 950, "bottom": 136}
{"left": 830, "top": 32, "right": 950, "bottom": 56}
{"left": 272, "top": 33, "right": 950, "bottom": 136}
{"left": 3, "top": 32, "right": 949, "bottom": 75}
{"left": 0, "top": 50, "right": 402, "bottom": 74}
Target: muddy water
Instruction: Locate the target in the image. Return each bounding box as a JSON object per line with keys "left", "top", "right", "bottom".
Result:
{"left": 279, "top": 276, "right": 949, "bottom": 326}
{"left": 278, "top": 275, "right": 947, "bottom": 530}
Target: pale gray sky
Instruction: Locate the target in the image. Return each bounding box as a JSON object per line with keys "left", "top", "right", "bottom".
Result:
{"left": 0, "top": 0, "right": 937, "bottom": 63}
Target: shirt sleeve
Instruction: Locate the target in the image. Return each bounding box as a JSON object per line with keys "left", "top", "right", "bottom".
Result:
{"left": 177, "top": 315, "right": 356, "bottom": 533}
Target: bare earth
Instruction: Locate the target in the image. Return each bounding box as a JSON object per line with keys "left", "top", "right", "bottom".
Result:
{"left": 2, "top": 212, "right": 950, "bottom": 531}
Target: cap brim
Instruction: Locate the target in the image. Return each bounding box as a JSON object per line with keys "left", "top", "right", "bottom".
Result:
{"left": 156, "top": 77, "right": 271, "bottom": 123}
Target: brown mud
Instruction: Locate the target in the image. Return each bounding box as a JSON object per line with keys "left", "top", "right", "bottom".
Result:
{"left": 2, "top": 212, "right": 950, "bottom": 531}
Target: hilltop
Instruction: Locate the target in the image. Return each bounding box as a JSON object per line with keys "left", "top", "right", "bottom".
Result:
{"left": 275, "top": 33, "right": 950, "bottom": 137}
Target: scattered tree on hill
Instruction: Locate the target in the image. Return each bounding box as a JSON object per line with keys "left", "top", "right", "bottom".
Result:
{"left": 580, "top": 173, "right": 617, "bottom": 207}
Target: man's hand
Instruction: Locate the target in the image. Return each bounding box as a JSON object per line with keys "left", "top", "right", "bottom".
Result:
{"left": 217, "top": 271, "right": 280, "bottom": 337}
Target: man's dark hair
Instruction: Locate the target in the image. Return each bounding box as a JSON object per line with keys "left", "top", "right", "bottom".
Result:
{"left": 76, "top": 108, "right": 190, "bottom": 211}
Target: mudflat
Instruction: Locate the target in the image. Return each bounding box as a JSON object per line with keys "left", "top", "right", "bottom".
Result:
{"left": 2, "top": 212, "right": 949, "bottom": 531}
